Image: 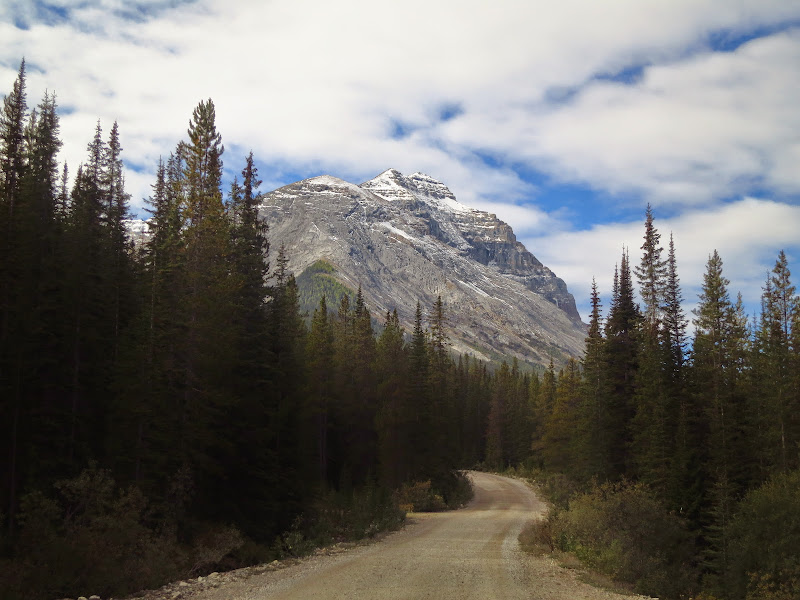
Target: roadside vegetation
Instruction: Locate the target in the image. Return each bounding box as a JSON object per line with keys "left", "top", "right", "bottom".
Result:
{"left": 505, "top": 203, "right": 800, "bottom": 600}
{"left": 514, "top": 463, "right": 800, "bottom": 599}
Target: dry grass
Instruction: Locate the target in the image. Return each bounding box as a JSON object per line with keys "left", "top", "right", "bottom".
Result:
{"left": 518, "top": 519, "right": 554, "bottom": 556}
{"left": 518, "top": 518, "right": 640, "bottom": 598}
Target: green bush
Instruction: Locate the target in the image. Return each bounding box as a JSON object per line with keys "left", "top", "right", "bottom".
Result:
{"left": 434, "top": 470, "right": 474, "bottom": 509}
{"left": 273, "top": 484, "right": 406, "bottom": 558}
{"left": 551, "top": 480, "right": 697, "bottom": 599}
{"left": 4, "top": 467, "right": 187, "bottom": 600}
{"left": 0, "top": 466, "right": 250, "bottom": 600}
{"left": 726, "top": 469, "right": 800, "bottom": 600}
{"left": 536, "top": 472, "right": 583, "bottom": 511}
{"left": 396, "top": 480, "right": 446, "bottom": 512}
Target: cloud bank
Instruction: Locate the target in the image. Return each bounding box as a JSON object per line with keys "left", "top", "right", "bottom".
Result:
{"left": 2, "top": 0, "right": 799, "bottom": 321}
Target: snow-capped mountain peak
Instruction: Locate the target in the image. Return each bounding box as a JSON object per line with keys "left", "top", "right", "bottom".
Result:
{"left": 260, "top": 168, "right": 585, "bottom": 368}
{"left": 361, "top": 169, "right": 473, "bottom": 214}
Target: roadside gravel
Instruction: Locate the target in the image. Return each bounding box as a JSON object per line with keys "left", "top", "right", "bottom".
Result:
{"left": 123, "top": 472, "right": 650, "bottom": 600}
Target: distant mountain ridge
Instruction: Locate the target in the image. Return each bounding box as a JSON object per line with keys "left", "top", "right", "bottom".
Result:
{"left": 260, "top": 169, "right": 586, "bottom": 367}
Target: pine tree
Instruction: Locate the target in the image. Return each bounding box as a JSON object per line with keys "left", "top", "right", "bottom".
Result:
{"left": 542, "top": 359, "right": 581, "bottom": 474}
{"left": 603, "top": 248, "right": 639, "bottom": 478}
{"left": 306, "top": 295, "right": 335, "bottom": 486}
{"left": 0, "top": 59, "right": 28, "bottom": 228}
{"left": 692, "top": 250, "right": 753, "bottom": 573}
{"left": 578, "top": 278, "right": 608, "bottom": 480}
{"left": 376, "top": 309, "right": 411, "bottom": 488}
{"left": 634, "top": 204, "right": 668, "bottom": 333}
{"left": 754, "top": 251, "right": 798, "bottom": 473}
{"left": 408, "top": 301, "right": 432, "bottom": 480}
{"left": 164, "top": 99, "right": 240, "bottom": 520}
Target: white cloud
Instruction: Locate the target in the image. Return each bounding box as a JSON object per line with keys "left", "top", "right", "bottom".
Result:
{"left": 2, "top": 0, "right": 798, "bottom": 207}
{"left": 527, "top": 198, "right": 800, "bottom": 321}
{"left": 2, "top": 0, "right": 800, "bottom": 325}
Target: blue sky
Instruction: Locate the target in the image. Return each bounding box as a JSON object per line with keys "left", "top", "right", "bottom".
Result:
{"left": 2, "top": 0, "right": 800, "bottom": 323}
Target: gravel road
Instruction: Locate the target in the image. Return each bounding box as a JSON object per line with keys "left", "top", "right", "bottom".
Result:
{"left": 183, "top": 472, "right": 645, "bottom": 600}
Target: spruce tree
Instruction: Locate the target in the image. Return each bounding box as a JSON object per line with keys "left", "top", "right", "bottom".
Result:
{"left": 486, "top": 361, "right": 512, "bottom": 470}
{"left": 754, "top": 251, "right": 798, "bottom": 473}
{"left": 630, "top": 207, "right": 675, "bottom": 493}
{"left": 103, "top": 122, "right": 134, "bottom": 361}
{"left": 376, "top": 308, "right": 411, "bottom": 488}
{"left": 531, "top": 358, "right": 557, "bottom": 462}
{"left": 578, "top": 278, "right": 608, "bottom": 480}
{"left": 0, "top": 59, "right": 27, "bottom": 228}
{"left": 692, "top": 250, "right": 752, "bottom": 574}
{"left": 603, "top": 248, "right": 639, "bottom": 478}
{"left": 663, "top": 233, "right": 688, "bottom": 381}
{"left": 408, "top": 301, "right": 432, "bottom": 480}
{"left": 306, "top": 295, "right": 335, "bottom": 486}
{"left": 427, "top": 295, "right": 456, "bottom": 477}
{"left": 266, "top": 248, "right": 307, "bottom": 524}
{"left": 634, "top": 204, "right": 667, "bottom": 332}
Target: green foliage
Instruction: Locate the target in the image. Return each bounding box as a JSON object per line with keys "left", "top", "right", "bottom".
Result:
{"left": 396, "top": 471, "right": 474, "bottom": 512}
{"left": 396, "top": 480, "right": 446, "bottom": 512}
{"left": 434, "top": 470, "right": 475, "bottom": 509}
{"left": 272, "top": 486, "right": 406, "bottom": 558}
{"left": 726, "top": 469, "right": 800, "bottom": 600}
{"left": 532, "top": 471, "right": 583, "bottom": 512}
{"left": 3, "top": 467, "right": 187, "bottom": 600}
{"left": 296, "top": 260, "right": 354, "bottom": 317}
{"left": 551, "top": 480, "right": 697, "bottom": 599}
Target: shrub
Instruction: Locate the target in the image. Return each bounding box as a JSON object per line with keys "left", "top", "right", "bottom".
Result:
{"left": 433, "top": 470, "right": 474, "bottom": 509}
{"left": 551, "top": 480, "right": 697, "bottom": 599}
{"left": 7, "top": 467, "right": 187, "bottom": 600}
{"left": 726, "top": 469, "right": 800, "bottom": 600}
{"left": 518, "top": 518, "right": 555, "bottom": 555}
{"left": 396, "top": 480, "right": 446, "bottom": 512}
{"left": 535, "top": 472, "right": 583, "bottom": 511}
{"left": 1, "top": 465, "right": 255, "bottom": 600}
{"left": 273, "top": 484, "right": 406, "bottom": 558}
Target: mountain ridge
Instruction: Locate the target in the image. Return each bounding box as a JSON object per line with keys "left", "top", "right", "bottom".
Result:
{"left": 260, "top": 169, "right": 586, "bottom": 368}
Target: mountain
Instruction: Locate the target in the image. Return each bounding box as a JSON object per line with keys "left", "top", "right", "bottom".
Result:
{"left": 260, "top": 169, "right": 586, "bottom": 368}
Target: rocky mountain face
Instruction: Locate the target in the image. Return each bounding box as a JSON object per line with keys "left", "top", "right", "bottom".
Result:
{"left": 260, "top": 169, "right": 586, "bottom": 368}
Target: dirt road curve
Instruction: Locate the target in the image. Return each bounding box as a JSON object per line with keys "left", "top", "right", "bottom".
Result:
{"left": 191, "top": 472, "right": 643, "bottom": 600}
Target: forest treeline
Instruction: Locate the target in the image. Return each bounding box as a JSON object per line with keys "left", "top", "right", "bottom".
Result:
{"left": 0, "top": 61, "right": 482, "bottom": 599}
{"left": 1, "top": 60, "right": 799, "bottom": 600}
{"left": 501, "top": 209, "right": 800, "bottom": 599}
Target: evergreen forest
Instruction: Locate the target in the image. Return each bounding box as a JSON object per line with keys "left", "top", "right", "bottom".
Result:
{"left": 1, "top": 61, "right": 799, "bottom": 600}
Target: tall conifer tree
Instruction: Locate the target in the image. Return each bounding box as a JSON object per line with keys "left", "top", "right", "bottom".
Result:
{"left": 604, "top": 248, "right": 639, "bottom": 478}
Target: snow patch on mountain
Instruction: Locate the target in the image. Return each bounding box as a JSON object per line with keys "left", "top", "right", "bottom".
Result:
{"left": 378, "top": 221, "right": 418, "bottom": 243}
{"left": 361, "top": 169, "right": 473, "bottom": 215}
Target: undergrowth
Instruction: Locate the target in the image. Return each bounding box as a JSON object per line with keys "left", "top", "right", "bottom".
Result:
{"left": 509, "top": 465, "right": 698, "bottom": 600}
